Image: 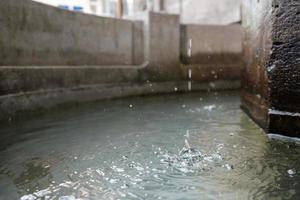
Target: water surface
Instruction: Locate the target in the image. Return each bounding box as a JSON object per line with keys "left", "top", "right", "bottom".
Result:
{"left": 0, "top": 91, "right": 299, "bottom": 200}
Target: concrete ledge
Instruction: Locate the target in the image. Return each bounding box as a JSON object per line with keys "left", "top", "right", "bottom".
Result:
{"left": 0, "top": 65, "right": 142, "bottom": 95}
{"left": 182, "top": 64, "right": 240, "bottom": 82}
{"left": 268, "top": 110, "right": 300, "bottom": 137}
{"left": 0, "top": 62, "right": 149, "bottom": 69}
{"left": 240, "top": 90, "right": 269, "bottom": 130}
{"left": 0, "top": 80, "right": 240, "bottom": 122}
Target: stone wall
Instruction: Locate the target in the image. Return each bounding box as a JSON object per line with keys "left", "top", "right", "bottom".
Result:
{"left": 241, "top": 0, "right": 300, "bottom": 137}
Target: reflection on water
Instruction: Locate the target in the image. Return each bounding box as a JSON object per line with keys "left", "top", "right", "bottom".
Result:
{"left": 0, "top": 91, "right": 299, "bottom": 200}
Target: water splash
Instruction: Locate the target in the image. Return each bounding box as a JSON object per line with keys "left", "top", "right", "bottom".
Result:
{"left": 159, "top": 137, "right": 224, "bottom": 174}
{"left": 203, "top": 104, "right": 216, "bottom": 111}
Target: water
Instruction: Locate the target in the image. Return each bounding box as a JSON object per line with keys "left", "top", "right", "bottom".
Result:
{"left": 0, "top": 91, "right": 299, "bottom": 200}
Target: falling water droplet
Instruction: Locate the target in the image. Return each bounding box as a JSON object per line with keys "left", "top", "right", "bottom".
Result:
{"left": 288, "top": 169, "right": 296, "bottom": 176}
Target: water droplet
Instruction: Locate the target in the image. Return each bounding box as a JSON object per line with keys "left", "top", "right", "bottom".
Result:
{"left": 20, "top": 194, "right": 36, "bottom": 200}
{"left": 209, "top": 82, "right": 216, "bottom": 88}
{"left": 58, "top": 196, "right": 76, "bottom": 200}
{"left": 267, "top": 64, "right": 276, "bottom": 72}
{"left": 109, "top": 179, "right": 118, "bottom": 184}
{"left": 224, "top": 164, "right": 233, "bottom": 171}
{"left": 203, "top": 105, "right": 216, "bottom": 111}
{"left": 184, "top": 130, "right": 190, "bottom": 138}
{"left": 288, "top": 169, "right": 296, "bottom": 176}
{"left": 135, "top": 166, "right": 144, "bottom": 171}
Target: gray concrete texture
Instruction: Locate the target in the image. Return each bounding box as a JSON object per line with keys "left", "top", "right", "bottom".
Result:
{"left": 144, "top": 12, "right": 182, "bottom": 81}
{"left": 0, "top": 0, "right": 144, "bottom": 66}
{"left": 164, "top": 0, "right": 241, "bottom": 25}
{"left": 180, "top": 24, "right": 242, "bottom": 82}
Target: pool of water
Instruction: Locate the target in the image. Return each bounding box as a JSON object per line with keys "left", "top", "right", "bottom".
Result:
{"left": 0, "top": 91, "right": 299, "bottom": 200}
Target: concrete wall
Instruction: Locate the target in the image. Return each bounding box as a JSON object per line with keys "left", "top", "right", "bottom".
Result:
{"left": 180, "top": 24, "right": 242, "bottom": 82}
{"left": 144, "top": 12, "right": 182, "bottom": 81}
{"left": 0, "top": 0, "right": 241, "bottom": 122}
{"left": 164, "top": 0, "right": 241, "bottom": 25}
{"left": 241, "top": 0, "right": 300, "bottom": 137}
{"left": 0, "top": 0, "right": 143, "bottom": 66}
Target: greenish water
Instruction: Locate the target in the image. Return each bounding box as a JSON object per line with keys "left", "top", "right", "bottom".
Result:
{"left": 0, "top": 91, "right": 299, "bottom": 200}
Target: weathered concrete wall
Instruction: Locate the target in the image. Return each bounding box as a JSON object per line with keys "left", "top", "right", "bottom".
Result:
{"left": 0, "top": 67, "right": 140, "bottom": 96}
{"left": 164, "top": 0, "right": 241, "bottom": 25}
{"left": 142, "top": 12, "right": 182, "bottom": 81}
{"left": 0, "top": 0, "right": 143, "bottom": 66}
{"left": 0, "top": 1, "right": 241, "bottom": 122}
{"left": 181, "top": 24, "right": 242, "bottom": 82}
{"left": 241, "top": 0, "right": 300, "bottom": 137}
{"left": 133, "top": 21, "right": 145, "bottom": 65}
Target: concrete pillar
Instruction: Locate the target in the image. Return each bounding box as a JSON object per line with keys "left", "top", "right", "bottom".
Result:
{"left": 117, "top": 0, "right": 123, "bottom": 18}
{"left": 142, "top": 12, "right": 182, "bottom": 81}
{"left": 241, "top": 0, "right": 300, "bottom": 137}
{"left": 159, "top": 0, "right": 165, "bottom": 11}
{"left": 153, "top": 0, "right": 164, "bottom": 12}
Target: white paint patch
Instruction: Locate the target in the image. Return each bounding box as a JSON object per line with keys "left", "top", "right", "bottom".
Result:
{"left": 188, "top": 68, "right": 192, "bottom": 79}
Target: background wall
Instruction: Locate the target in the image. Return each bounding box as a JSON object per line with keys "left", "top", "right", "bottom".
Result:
{"left": 0, "top": 0, "right": 143, "bottom": 66}
{"left": 180, "top": 24, "right": 242, "bottom": 82}
{"left": 164, "top": 0, "right": 241, "bottom": 25}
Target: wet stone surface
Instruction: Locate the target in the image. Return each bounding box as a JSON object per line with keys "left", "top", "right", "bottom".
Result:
{"left": 241, "top": 0, "right": 300, "bottom": 136}
{"left": 0, "top": 91, "right": 299, "bottom": 200}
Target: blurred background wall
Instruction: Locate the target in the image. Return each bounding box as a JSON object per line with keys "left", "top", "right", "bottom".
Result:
{"left": 33, "top": 0, "right": 241, "bottom": 24}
